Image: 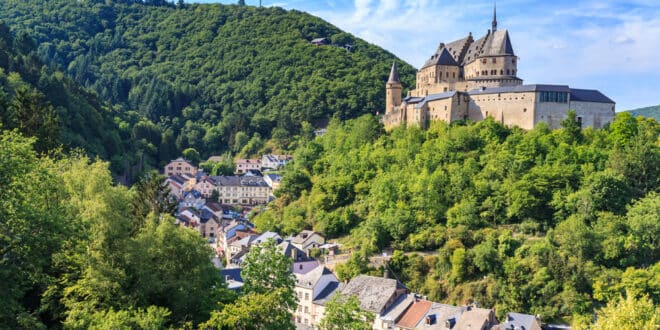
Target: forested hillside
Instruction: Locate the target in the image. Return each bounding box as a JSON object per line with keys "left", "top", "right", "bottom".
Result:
{"left": 0, "top": 0, "right": 416, "bottom": 166}
{"left": 0, "top": 21, "right": 134, "bottom": 172}
{"left": 626, "top": 105, "right": 660, "bottom": 122}
{"left": 255, "top": 113, "right": 660, "bottom": 323}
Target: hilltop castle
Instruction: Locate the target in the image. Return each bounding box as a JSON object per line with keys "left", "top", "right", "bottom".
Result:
{"left": 382, "top": 6, "right": 615, "bottom": 130}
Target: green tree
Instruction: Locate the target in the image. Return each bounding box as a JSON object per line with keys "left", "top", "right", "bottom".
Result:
{"left": 7, "top": 87, "right": 60, "bottom": 152}
{"left": 204, "top": 289, "right": 294, "bottom": 330}
{"left": 590, "top": 293, "right": 658, "bottom": 330}
{"left": 182, "top": 147, "right": 201, "bottom": 166}
{"left": 320, "top": 294, "right": 373, "bottom": 330}
{"left": 241, "top": 239, "right": 295, "bottom": 301}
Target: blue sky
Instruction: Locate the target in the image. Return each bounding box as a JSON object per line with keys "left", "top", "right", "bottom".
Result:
{"left": 190, "top": 0, "right": 660, "bottom": 110}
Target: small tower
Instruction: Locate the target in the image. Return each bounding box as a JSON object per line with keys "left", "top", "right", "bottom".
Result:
{"left": 386, "top": 61, "right": 402, "bottom": 114}
{"left": 492, "top": 2, "right": 497, "bottom": 32}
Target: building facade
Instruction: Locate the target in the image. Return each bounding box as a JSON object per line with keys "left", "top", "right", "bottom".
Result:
{"left": 213, "top": 175, "right": 270, "bottom": 205}
{"left": 382, "top": 7, "right": 615, "bottom": 131}
{"left": 164, "top": 157, "right": 197, "bottom": 177}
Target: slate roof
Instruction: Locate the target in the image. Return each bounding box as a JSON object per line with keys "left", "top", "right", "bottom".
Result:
{"left": 266, "top": 173, "right": 283, "bottom": 182}
{"left": 295, "top": 265, "right": 336, "bottom": 295}
{"left": 422, "top": 47, "right": 459, "bottom": 69}
{"left": 341, "top": 275, "right": 407, "bottom": 314}
{"left": 254, "top": 231, "right": 281, "bottom": 244}
{"left": 468, "top": 84, "right": 570, "bottom": 96}
{"left": 397, "top": 299, "right": 433, "bottom": 329}
{"left": 183, "top": 189, "right": 202, "bottom": 199}
{"left": 279, "top": 241, "right": 307, "bottom": 261}
{"left": 168, "top": 174, "right": 188, "bottom": 186}
{"left": 221, "top": 268, "right": 243, "bottom": 283}
{"left": 221, "top": 268, "right": 244, "bottom": 290}
{"left": 414, "top": 91, "right": 457, "bottom": 109}
{"left": 388, "top": 61, "right": 401, "bottom": 83}
{"left": 482, "top": 29, "right": 515, "bottom": 56}
{"left": 212, "top": 175, "right": 269, "bottom": 187}
{"left": 381, "top": 294, "right": 414, "bottom": 322}
{"left": 312, "top": 281, "right": 345, "bottom": 306}
{"left": 293, "top": 260, "right": 319, "bottom": 274}
{"left": 416, "top": 303, "right": 467, "bottom": 329}
{"left": 291, "top": 230, "right": 321, "bottom": 245}
{"left": 501, "top": 312, "right": 540, "bottom": 330}
{"left": 454, "top": 307, "right": 495, "bottom": 330}
{"left": 570, "top": 88, "right": 615, "bottom": 104}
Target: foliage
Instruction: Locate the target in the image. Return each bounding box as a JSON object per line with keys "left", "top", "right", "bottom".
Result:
{"left": 320, "top": 294, "right": 373, "bottom": 330}
{"left": 256, "top": 113, "right": 660, "bottom": 322}
{"left": 204, "top": 289, "right": 294, "bottom": 330}
{"left": 0, "top": 20, "right": 135, "bottom": 172}
{"left": 0, "top": 0, "right": 416, "bottom": 165}
{"left": 241, "top": 239, "right": 296, "bottom": 307}
{"left": 0, "top": 129, "right": 226, "bottom": 328}
{"left": 589, "top": 293, "right": 659, "bottom": 330}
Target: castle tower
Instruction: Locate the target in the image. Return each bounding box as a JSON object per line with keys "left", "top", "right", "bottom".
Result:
{"left": 386, "top": 61, "right": 402, "bottom": 114}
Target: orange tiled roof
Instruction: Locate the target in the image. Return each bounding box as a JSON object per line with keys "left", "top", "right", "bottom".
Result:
{"left": 397, "top": 300, "right": 433, "bottom": 329}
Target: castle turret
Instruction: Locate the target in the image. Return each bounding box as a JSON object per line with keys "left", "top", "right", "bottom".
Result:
{"left": 386, "top": 61, "right": 402, "bottom": 113}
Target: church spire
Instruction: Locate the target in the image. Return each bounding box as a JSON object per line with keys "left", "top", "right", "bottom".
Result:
{"left": 387, "top": 61, "right": 400, "bottom": 83}
{"left": 492, "top": 2, "right": 497, "bottom": 32}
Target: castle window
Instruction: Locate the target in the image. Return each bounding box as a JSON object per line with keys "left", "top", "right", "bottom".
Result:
{"left": 500, "top": 70, "right": 504, "bottom": 75}
{"left": 512, "top": 58, "right": 516, "bottom": 64}
{"left": 507, "top": 69, "right": 510, "bottom": 75}
{"left": 446, "top": 72, "right": 449, "bottom": 78}
{"left": 453, "top": 72, "right": 456, "bottom": 78}
{"left": 482, "top": 58, "right": 487, "bottom": 64}
{"left": 492, "top": 58, "right": 497, "bottom": 63}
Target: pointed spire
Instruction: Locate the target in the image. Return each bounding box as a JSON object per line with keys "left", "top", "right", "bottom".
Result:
{"left": 492, "top": 2, "right": 498, "bottom": 32}
{"left": 387, "top": 61, "right": 400, "bottom": 84}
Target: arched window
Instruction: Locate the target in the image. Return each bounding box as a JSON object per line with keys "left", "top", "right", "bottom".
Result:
{"left": 500, "top": 70, "right": 504, "bottom": 75}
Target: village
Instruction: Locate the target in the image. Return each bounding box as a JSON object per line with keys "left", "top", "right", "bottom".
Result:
{"left": 163, "top": 156, "right": 570, "bottom": 330}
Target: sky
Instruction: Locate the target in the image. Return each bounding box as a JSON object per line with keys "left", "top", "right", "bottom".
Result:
{"left": 190, "top": 0, "right": 660, "bottom": 111}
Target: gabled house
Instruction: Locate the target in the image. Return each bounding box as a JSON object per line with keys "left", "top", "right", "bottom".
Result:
{"left": 253, "top": 231, "right": 282, "bottom": 245}
{"left": 453, "top": 306, "right": 497, "bottom": 330}
{"left": 416, "top": 303, "right": 467, "bottom": 329}
{"left": 235, "top": 158, "right": 261, "bottom": 174}
{"left": 164, "top": 157, "right": 197, "bottom": 177}
{"left": 279, "top": 241, "right": 308, "bottom": 262}
{"left": 340, "top": 274, "right": 408, "bottom": 330}
{"left": 294, "top": 265, "right": 339, "bottom": 327}
{"left": 264, "top": 173, "right": 282, "bottom": 192}
{"left": 291, "top": 230, "right": 325, "bottom": 254}
{"left": 181, "top": 189, "right": 205, "bottom": 209}
{"left": 261, "top": 154, "right": 292, "bottom": 171}
{"left": 195, "top": 176, "right": 217, "bottom": 198}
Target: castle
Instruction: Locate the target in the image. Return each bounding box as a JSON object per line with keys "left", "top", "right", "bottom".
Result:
{"left": 382, "top": 6, "right": 615, "bottom": 130}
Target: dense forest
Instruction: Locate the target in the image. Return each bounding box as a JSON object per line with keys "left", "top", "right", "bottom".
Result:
{"left": 0, "top": 0, "right": 416, "bottom": 168}
{"left": 255, "top": 113, "right": 660, "bottom": 324}
{"left": 0, "top": 20, "right": 135, "bottom": 173}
